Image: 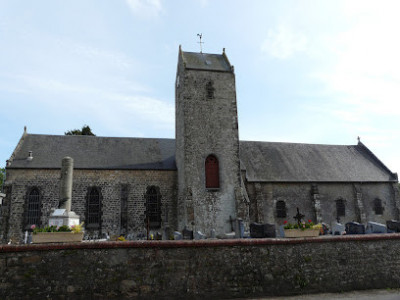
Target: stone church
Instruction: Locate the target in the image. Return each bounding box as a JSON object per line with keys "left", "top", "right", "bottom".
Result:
{"left": 1, "top": 47, "right": 399, "bottom": 242}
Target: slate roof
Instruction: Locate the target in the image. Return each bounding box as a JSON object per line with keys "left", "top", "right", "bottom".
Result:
{"left": 7, "top": 134, "right": 397, "bottom": 182}
{"left": 181, "top": 51, "right": 232, "bottom": 72}
{"left": 239, "top": 141, "right": 397, "bottom": 182}
{"left": 8, "top": 134, "right": 176, "bottom": 170}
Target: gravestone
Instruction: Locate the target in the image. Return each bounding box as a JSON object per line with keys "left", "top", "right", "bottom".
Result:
{"left": 210, "top": 229, "right": 216, "bottom": 239}
{"left": 173, "top": 231, "right": 183, "bottom": 240}
{"left": 321, "top": 223, "right": 330, "bottom": 235}
{"left": 250, "top": 222, "right": 276, "bottom": 238}
{"left": 345, "top": 222, "right": 365, "bottom": 234}
{"left": 236, "top": 218, "right": 244, "bottom": 238}
{"left": 194, "top": 231, "right": 206, "bottom": 240}
{"left": 182, "top": 228, "right": 193, "bottom": 240}
{"left": 366, "top": 221, "right": 387, "bottom": 234}
{"left": 331, "top": 222, "right": 345, "bottom": 235}
{"left": 386, "top": 220, "right": 400, "bottom": 233}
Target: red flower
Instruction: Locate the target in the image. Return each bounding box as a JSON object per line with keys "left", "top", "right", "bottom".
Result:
{"left": 283, "top": 220, "right": 288, "bottom": 224}
{"left": 308, "top": 219, "right": 312, "bottom": 223}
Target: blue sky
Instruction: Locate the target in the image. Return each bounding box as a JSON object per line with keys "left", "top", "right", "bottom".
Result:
{"left": 1, "top": 0, "right": 400, "bottom": 174}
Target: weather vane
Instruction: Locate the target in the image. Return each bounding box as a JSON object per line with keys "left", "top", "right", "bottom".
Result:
{"left": 197, "top": 33, "right": 204, "bottom": 53}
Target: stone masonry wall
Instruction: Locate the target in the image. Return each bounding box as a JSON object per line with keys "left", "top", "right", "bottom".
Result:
{"left": 2, "top": 169, "right": 177, "bottom": 243}
{"left": 246, "top": 182, "right": 399, "bottom": 227}
{"left": 175, "top": 63, "right": 241, "bottom": 235}
{"left": 2, "top": 235, "right": 400, "bottom": 299}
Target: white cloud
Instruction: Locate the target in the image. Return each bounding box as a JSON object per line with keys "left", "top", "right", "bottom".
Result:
{"left": 261, "top": 24, "right": 308, "bottom": 59}
{"left": 125, "top": 0, "right": 162, "bottom": 18}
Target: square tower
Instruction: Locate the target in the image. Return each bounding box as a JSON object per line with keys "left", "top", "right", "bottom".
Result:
{"left": 175, "top": 46, "right": 242, "bottom": 235}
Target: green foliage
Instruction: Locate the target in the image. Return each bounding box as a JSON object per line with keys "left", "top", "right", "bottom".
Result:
{"left": 65, "top": 125, "right": 95, "bottom": 136}
{"left": 283, "top": 219, "right": 315, "bottom": 230}
{"left": 32, "top": 225, "right": 72, "bottom": 234}
{"left": 0, "top": 167, "right": 4, "bottom": 189}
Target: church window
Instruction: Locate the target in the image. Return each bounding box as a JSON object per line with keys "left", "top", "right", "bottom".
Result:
{"left": 205, "top": 155, "right": 220, "bottom": 189}
{"left": 145, "top": 186, "right": 162, "bottom": 229}
{"left": 374, "top": 198, "right": 383, "bottom": 215}
{"left": 336, "top": 199, "right": 346, "bottom": 218}
{"left": 276, "top": 200, "right": 287, "bottom": 218}
{"left": 86, "top": 187, "right": 102, "bottom": 228}
{"left": 206, "top": 81, "right": 214, "bottom": 99}
{"left": 26, "top": 188, "right": 41, "bottom": 228}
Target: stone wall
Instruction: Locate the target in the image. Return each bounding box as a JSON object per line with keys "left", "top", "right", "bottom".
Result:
{"left": 175, "top": 54, "right": 243, "bottom": 235}
{"left": 2, "top": 235, "right": 400, "bottom": 299}
{"left": 2, "top": 169, "right": 177, "bottom": 243}
{"left": 246, "top": 181, "right": 399, "bottom": 227}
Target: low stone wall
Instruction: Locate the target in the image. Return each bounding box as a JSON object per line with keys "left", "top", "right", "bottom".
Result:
{"left": 2, "top": 234, "right": 400, "bottom": 299}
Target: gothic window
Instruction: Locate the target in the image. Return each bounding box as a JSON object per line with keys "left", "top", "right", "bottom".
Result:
{"left": 86, "top": 187, "right": 102, "bottom": 229}
{"left": 120, "top": 185, "right": 129, "bottom": 235}
{"left": 205, "top": 155, "right": 219, "bottom": 189}
{"left": 336, "top": 199, "right": 346, "bottom": 218}
{"left": 206, "top": 81, "right": 214, "bottom": 99}
{"left": 374, "top": 198, "right": 383, "bottom": 215}
{"left": 276, "top": 200, "right": 287, "bottom": 218}
{"left": 145, "top": 186, "right": 162, "bottom": 229}
{"left": 26, "top": 188, "right": 41, "bottom": 228}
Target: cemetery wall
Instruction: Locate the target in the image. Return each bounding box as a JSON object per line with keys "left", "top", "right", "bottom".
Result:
{"left": 2, "top": 235, "right": 400, "bottom": 299}
{"left": 2, "top": 169, "right": 177, "bottom": 243}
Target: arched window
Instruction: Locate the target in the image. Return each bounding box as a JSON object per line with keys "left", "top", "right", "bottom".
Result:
{"left": 205, "top": 155, "right": 219, "bottom": 189}
{"left": 145, "top": 186, "right": 162, "bottom": 229}
{"left": 26, "top": 188, "right": 41, "bottom": 228}
{"left": 336, "top": 199, "right": 346, "bottom": 218}
{"left": 86, "top": 187, "right": 101, "bottom": 228}
{"left": 206, "top": 81, "right": 214, "bottom": 99}
{"left": 374, "top": 198, "right": 383, "bottom": 215}
{"left": 276, "top": 200, "right": 287, "bottom": 218}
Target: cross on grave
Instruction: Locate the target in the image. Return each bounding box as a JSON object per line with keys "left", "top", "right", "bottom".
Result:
{"left": 293, "top": 207, "right": 305, "bottom": 227}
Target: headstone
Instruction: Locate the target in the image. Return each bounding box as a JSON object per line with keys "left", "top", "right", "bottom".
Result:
{"left": 155, "top": 232, "right": 162, "bottom": 240}
{"left": 218, "top": 232, "right": 235, "bottom": 239}
{"left": 345, "top": 222, "right": 365, "bottom": 234}
{"left": 250, "top": 222, "right": 276, "bottom": 238}
{"left": 331, "top": 222, "right": 345, "bottom": 235}
{"left": 194, "top": 231, "right": 206, "bottom": 240}
{"left": 173, "top": 231, "right": 182, "bottom": 240}
{"left": 237, "top": 218, "right": 244, "bottom": 238}
{"left": 210, "top": 229, "right": 216, "bottom": 239}
{"left": 278, "top": 225, "right": 285, "bottom": 238}
{"left": 366, "top": 221, "right": 387, "bottom": 234}
{"left": 386, "top": 220, "right": 400, "bottom": 233}
{"left": 182, "top": 228, "right": 193, "bottom": 240}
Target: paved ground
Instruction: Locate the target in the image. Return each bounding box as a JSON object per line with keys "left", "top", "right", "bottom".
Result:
{"left": 236, "top": 289, "right": 400, "bottom": 300}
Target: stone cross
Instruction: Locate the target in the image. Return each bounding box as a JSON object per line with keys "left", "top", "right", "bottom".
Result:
{"left": 293, "top": 207, "right": 305, "bottom": 227}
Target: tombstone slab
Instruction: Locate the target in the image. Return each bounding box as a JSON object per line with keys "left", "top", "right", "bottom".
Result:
{"left": 386, "top": 220, "right": 400, "bottom": 233}
{"left": 250, "top": 222, "right": 276, "bottom": 238}
{"left": 332, "top": 222, "right": 345, "bottom": 235}
{"left": 366, "top": 221, "right": 387, "bottom": 234}
{"left": 345, "top": 222, "right": 365, "bottom": 234}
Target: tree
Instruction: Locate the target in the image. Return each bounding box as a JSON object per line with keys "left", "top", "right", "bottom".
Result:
{"left": 65, "top": 125, "right": 95, "bottom": 136}
{"left": 0, "top": 167, "right": 5, "bottom": 190}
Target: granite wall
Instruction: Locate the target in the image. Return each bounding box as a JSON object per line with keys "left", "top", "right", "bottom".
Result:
{"left": 1, "top": 169, "right": 177, "bottom": 243}
{"left": 2, "top": 235, "right": 400, "bottom": 299}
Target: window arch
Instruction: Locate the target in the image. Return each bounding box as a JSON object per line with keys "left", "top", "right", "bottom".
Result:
{"left": 205, "top": 155, "right": 219, "bottom": 189}
{"left": 145, "top": 186, "right": 162, "bottom": 229}
{"left": 276, "top": 200, "right": 287, "bottom": 218}
{"left": 86, "top": 187, "right": 102, "bottom": 229}
{"left": 206, "top": 81, "right": 214, "bottom": 99}
{"left": 26, "top": 187, "right": 41, "bottom": 228}
{"left": 336, "top": 198, "right": 346, "bottom": 218}
{"left": 374, "top": 198, "right": 383, "bottom": 215}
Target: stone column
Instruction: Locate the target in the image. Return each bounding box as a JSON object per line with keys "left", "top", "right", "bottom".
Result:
{"left": 311, "top": 184, "right": 323, "bottom": 224}
{"left": 59, "top": 157, "right": 73, "bottom": 211}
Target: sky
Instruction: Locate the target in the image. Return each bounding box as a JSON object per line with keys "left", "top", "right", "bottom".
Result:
{"left": 1, "top": 0, "right": 400, "bottom": 174}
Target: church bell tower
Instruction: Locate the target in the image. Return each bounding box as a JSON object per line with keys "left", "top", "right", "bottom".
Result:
{"left": 175, "top": 46, "right": 243, "bottom": 236}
